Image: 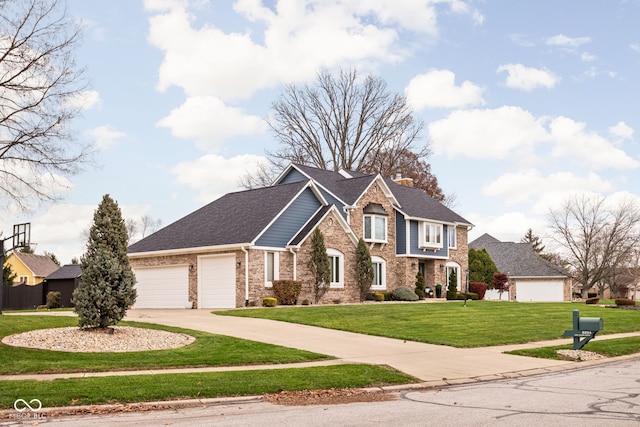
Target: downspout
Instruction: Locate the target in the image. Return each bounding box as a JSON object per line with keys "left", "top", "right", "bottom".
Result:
{"left": 242, "top": 246, "right": 249, "bottom": 306}
{"left": 288, "top": 247, "right": 297, "bottom": 280}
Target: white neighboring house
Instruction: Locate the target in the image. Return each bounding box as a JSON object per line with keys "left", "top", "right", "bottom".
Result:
{"left": 469, "top": 234, "right": 572, "bottom": 302}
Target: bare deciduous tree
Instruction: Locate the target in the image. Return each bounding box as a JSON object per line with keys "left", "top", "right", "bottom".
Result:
{"left": 548, "top": 194, "right": 640, "bottom": 298}
{"left": 0, "top": 0, "right": 90, "bottom": 211}
{"left": 266, "top": 67, "right": 426, "bottom": 173}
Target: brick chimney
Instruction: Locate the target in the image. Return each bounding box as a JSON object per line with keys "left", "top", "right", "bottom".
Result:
{"left": 393, "top": 170, "right": 414, "bottom": 187}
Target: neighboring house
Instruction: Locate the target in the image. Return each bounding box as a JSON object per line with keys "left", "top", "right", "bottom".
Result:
{"left": 4, "top": 251, "right": 59, "bottom": 286}
{"left": 469, "top": 233, "right": 572, "bottom": 302}
{"left": 128, "top": 163, "right": 473, "bottom": 308}
{"left": 44, "top": 264, "right": 82, "bottom": 307}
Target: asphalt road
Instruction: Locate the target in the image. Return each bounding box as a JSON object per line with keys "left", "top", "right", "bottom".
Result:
{"left": 15, "top": 357, "right": 640, "bottom": 427}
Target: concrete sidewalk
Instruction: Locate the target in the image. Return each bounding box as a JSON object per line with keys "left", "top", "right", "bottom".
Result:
{"left": 123, "top": 309, "right": 583, "bottom": 385}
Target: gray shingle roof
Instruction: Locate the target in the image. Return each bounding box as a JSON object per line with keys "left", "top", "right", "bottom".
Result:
{"left": 128, "top": 181, "right": 309, "bottom": 253}
{"left": 46, "top": 264, "right": 82, "bottom": 280}
{"left": 470, "top": 233, "right": 567, "bottom": 278}
{"left": 293, "top": 164, "right": 472, "bottom": 225}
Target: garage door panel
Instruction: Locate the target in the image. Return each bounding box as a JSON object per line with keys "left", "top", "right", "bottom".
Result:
{"left": 133, "top": 266, "right": 189, "bottom": 309}
{"left": 199, "top": 255, "right": 236, "bottom": 309}
{"left": 516, "top": 280, "right": 564, "bottom": 302}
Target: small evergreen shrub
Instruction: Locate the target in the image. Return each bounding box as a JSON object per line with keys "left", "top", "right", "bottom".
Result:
{"left": 392, "top": 286, "right": 419, "bottom": 301}
{"left": 301, "top": 299, "right": 310, "bottom": 305}
{"left": 383, "top": 292, "right": 393, "bottom": 301}
{"left": 373, "top": 292, "right": 385, "bottom": 301}
{"left": 615, "top": 298, "right": 636, "bottom": 306}
{"left": 45, "top": 291, "right": 62, "bottom": 309}
{"left": 469, "top": 282, "right": 488, "bottom": 300}
{"left": 272, "top": 280, "right": 302, "bottom": 305}
{"left": 453, "top": 291, "right": 478, "bottom": 300}
{"left": 262, "top": 297, "right": 277, "bottom": 307}
{"left": 435, "top": 284, "right": 442, "bottom": 298}
{"left": 414, "top": 271, "right": 425, "bottom": 299}
{"left": 585, "top": 297, "right": 600, "bottom": 305}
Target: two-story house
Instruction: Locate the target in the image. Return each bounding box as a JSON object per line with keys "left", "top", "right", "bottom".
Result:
{"left": 127, "top": 163, "right": 472, "bottom": 308}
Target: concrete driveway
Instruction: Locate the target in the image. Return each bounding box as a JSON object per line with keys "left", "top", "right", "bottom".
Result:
{"left": 125, "top": 309, "right": 577, "bottom": 385}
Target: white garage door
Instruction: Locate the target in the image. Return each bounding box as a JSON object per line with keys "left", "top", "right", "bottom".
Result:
{"left": 516, "top": 280, "right": 564, "bottom": 302}
{"left": 133, "top": 265, "right": 190, "bottom": 308}
{"left": 199, "top": 255, "right": 236, "bottom": 308}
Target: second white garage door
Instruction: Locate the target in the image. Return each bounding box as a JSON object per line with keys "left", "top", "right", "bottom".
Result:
{"left": 198, "top": 254, "right": 237, "bottom": 308}
{"left": 133, "top": 265, "right": 190, "bottom": 308}
{"left": 516, "top": 280, "right": 564, "bottom": 302}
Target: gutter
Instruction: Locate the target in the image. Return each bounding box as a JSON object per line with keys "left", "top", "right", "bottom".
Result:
{"left": 241, "top": 246, "right": 249, "bottom": 306}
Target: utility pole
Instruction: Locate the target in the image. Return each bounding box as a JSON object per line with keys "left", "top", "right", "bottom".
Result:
{"left": 0, "top": 223, "right": 31, "bottom": 314}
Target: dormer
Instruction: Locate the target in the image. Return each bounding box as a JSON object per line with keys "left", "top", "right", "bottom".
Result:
{"left": 363, "top": 202, "right": 388, "bottom": 243}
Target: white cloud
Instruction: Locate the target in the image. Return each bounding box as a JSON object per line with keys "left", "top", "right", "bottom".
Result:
{"left": 609, "top": 121, "right": 634, "bottom": 140}
{"left": 405, "top": 69, "right": 484, "bottom": 110}
{"left": 546, "top": 34, "right": 591, "bottom": 47}
{"left": 147, "top": 0, "right": 477, "bottom": 102}
{"left": 580, "top": 52, "right": 597, "bottom": 62}
{"left": 429, "top": 106, "right": 548, "bottom": 159}
{"left": 497, "top": 63, "right": 559, "bottom": 91}
{"left": 467, "top": 211, "right": 547, "bottom": 244}
{"left": 172, "top": 153, "right": 267, "bottom": 203}
{"left": 550, "top": 116, "right": 640, "bottom": 170}
{"left": 66, "top": 90, "right": 101, "bottom": 110}
{"left": 483, "top": 169, "right": 612, "bottom": 206}
{"left": 157, "top": 96, "right": 266, "bottom": 151}
{"left": 84, "top": 125, "right": 127, "bottom": 150}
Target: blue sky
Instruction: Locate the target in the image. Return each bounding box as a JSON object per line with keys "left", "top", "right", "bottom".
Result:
{"left": 2, "top": 0, "right": 640, "bottom": 263}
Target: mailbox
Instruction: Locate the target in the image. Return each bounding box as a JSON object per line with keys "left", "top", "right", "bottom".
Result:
{"left": 578, "top": 317, "right": 604, "bottom": 333}
{"left": 562, "top": 309, "right": 604, "bottom": 350}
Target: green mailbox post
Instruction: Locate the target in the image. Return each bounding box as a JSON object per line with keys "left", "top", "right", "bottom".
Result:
{"left": 562, "top": 309, "right": 603, "bottom": 350}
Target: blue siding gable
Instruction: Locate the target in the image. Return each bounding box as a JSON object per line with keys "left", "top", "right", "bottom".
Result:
{"left": 279, "top": 168, "right": 307, "bottom": 184}
{"left": 396, "top": 211, "right": 407, "bottom": 254}
{"left": 255, "top": 187, "right": 322, "bottom": 247}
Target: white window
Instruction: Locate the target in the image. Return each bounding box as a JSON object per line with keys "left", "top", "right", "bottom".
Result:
{"left": 371, "top": 256, "right": 386, "bottom": 290}
{"left": 17, "top": 275, "right": 28, "bottom": 284}
{"left": 448, "top": 226, "right": 456, "bottom": 249}
{"left": 265, "top": 251, "right": 279, "bottom": 287}
{"left": 327, "top": 248, "right": 344, "bottom": 288}
{"left": 420, "top": 222, "right": 443, "bottom": 249}
{"left": 364, "top": 215, "right": 387, "bottom": 243}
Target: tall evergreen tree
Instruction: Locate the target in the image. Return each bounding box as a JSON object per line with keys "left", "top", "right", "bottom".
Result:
{"left": 307, "top": 229, "right": 331, "bottom": 304}
{"left": 72, "top": 194, "right": 137, "bottom": 328}
{"left": 468, "top": 248, "right": 498, "bottom": 284}
{"left": 521, "top": 228, "right": 545, "bottom": 254}
{"left": 355, "top": 238, "right": 374, "bottom": 302}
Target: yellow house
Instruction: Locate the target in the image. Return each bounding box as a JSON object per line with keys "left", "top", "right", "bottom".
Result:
{"left": 4, "top": 251, "right": 59, "bottom": 285}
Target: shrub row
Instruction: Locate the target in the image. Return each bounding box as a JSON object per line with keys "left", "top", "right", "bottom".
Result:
{"left": 615, "top": 298, "right": 636, "bottom": 306}
{"left": 585, "top": 296, "right": 600, "bottom": 305}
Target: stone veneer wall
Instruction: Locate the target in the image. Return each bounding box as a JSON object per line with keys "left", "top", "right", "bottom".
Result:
{"left": 348, "top": 180, "right": 399, "bottom": 293}
{"left": 295, "top": 209, "right": 359, "bottom": 304}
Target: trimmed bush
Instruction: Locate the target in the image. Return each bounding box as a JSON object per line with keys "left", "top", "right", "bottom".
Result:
{"left": 615, "top": 298, "right": 636, "bottom": 306}
{"left": 435, "top": 284, "right": 442, "bottom": 298}
{"left": 272, "top": 280, "right": 302, "bottom": 305}
{"left": 585, "top": 297, "right": 600, "bottom": 305}
{"left": 262, "top": 297, "right": 277, "bottom": 307}
{"left": 383, "top": 292, "right": 393, "bottom": 301}
{"left": 392, "top": 286, "right": 419, "bottom": 301}
{"left": 301, "top": 299, "right": 310, "bottom": 306}
{"left": 469, "top": 282, "right": 488, "bottom": 300}
{"left": 414, "top": 271, "right": 425, "bottom": 299}
{"left": 46, "top": 291, "right": 62, "bottom": 309}
{"left": 373, "top": 292, "right": 385, "bottom": 302}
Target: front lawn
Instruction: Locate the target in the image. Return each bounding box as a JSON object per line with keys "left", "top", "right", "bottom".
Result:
{"left": 215, "top": 301, "right": 640, "bottom": 348}
{"left": 0, "top": 364, "right": 415, "bottom": 409}
{"left": 0, "top": 316, "right": 329, "bottom": 375}
{"left": 508, "top": 336, "right": 640, "bottom": 360}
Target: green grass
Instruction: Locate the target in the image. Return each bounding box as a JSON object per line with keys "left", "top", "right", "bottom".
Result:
{"left": 508, "top": 336, "right": 640, "bottom": 360}
{"left": 0, "top": 316, "right": 329, "bottom": 375}
{"left": 0, "top": 364, "right": 416, "bottom": 409}
{"left": 215, "top": 301, "right": 640, "bottom": 347}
